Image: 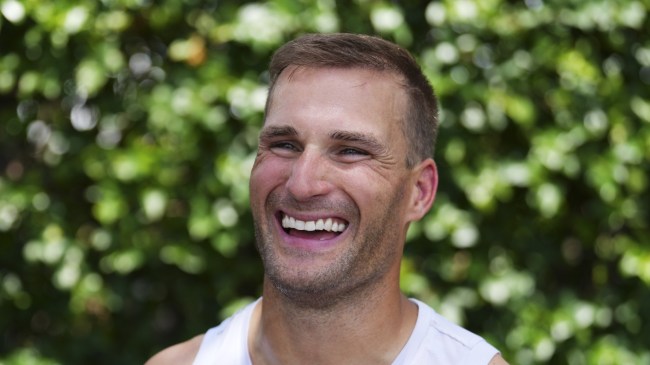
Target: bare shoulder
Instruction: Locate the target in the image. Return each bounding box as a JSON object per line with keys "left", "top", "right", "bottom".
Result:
{"left": 145, "top": 334, "right": 204, "bottom": 365}
{"left": 489, "top": 353, "right": 510, "bottom": 365}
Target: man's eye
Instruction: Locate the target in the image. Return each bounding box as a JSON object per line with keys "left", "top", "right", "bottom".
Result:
{"left": 270, "top": 142, "right": 299, "bottom": 152}
{"left": 340, "top": 147, "right": 368, "bottom": 156}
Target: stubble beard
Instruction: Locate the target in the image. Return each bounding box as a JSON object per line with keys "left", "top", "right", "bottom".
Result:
{"left": 253, "top": 189, "right": 406, "bottom": 310}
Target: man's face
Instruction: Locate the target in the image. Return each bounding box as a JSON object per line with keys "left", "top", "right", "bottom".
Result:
{"left": 250, "top": 67, "right": 422, "bottom": 307}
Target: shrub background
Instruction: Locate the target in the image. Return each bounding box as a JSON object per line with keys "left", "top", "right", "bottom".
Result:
{"left": 1, "top": 0, "right": 649, "bottom": 364}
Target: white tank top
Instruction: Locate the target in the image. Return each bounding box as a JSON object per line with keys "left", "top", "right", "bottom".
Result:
{"left": 192, "top": 298, "right": 499, "bottom": 364}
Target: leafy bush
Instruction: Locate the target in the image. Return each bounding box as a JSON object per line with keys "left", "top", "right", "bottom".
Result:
{"left": 1, "top": 1, "right": 648, "bottom": 364}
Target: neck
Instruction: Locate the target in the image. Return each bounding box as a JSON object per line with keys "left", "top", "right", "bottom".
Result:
{"left": 249, "top": 271, "right": 418, "bottom": 365}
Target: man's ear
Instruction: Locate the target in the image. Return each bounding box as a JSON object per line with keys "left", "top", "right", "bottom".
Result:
{"left": 405, "top": 158, "right": 438, "bottom": 222}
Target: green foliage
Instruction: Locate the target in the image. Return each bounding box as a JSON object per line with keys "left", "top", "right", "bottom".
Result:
{"left": 1, "top": 0, "right": 649, "bottom": 364}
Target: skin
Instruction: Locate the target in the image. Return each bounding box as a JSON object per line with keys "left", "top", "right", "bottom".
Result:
{"left": 145, "top": 67, "right": 509, "bottom": 365}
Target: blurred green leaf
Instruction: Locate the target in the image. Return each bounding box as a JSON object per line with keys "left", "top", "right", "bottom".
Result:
{"left": 1, "top": 0, "right": 649, "bottom": 364}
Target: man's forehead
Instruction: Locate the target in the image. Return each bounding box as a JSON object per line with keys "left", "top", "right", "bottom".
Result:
{"left": 260, "top": 124, "right": 378, "bottom": 140}
{"left": 269, "top": 66, "right": 408, "bottom": 113}
{"left": 263, "top": 65, "right": 409, "bottom": 147}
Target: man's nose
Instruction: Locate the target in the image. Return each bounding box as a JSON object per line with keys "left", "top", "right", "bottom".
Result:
{"left": 285, "top": 149, "right": 332, "bottom": 201}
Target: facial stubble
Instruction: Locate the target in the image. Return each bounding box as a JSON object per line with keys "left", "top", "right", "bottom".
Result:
{"left": 253, "top": 186, "right": 407, "bottom": 310}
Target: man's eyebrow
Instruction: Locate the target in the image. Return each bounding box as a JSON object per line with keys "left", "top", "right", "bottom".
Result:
{"left": 259, "top": 125, "right": 298, "bottom": 140}
{"left": 330, "top": 130, "right": 387, "bottom": 154}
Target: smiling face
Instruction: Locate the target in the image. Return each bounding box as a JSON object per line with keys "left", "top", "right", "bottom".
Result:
{"left": 250, "top": 67, "right": 435, "bottom": 308}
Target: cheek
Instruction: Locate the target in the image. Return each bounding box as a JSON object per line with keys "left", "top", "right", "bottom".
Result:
{"left": 352, "top": 175, "right": 409, "bottom": 216}
{"left": 250, "top": 156, "right": 288, "bottom": 199}
{"left": 346, "top": 164, "right": 398, "bottom": 195}
{"left": 342, "top": 173, "right": 388, "bottom": 210}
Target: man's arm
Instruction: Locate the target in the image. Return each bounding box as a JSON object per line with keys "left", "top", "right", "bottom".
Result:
{"left": 144, "top": 335, "right": 204, "bottom": 365}
{"left": 489, "top": 353, "right": 510, "bottom": 365}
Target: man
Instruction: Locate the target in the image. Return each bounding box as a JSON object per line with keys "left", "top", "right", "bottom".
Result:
{"left": 147, "top": 33, "right": 508, "bottom": 365}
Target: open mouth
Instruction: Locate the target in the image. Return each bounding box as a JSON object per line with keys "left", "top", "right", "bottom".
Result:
{"left": 279, "top": 212, "right": 348, "bottom": 240}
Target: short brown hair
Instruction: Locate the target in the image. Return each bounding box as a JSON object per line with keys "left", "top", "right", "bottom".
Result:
{"left": 265, "top": 33, "right": 438, "bottom": 167}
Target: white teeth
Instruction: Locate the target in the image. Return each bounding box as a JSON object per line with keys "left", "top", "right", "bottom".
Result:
{"left": 281, "top": 214, "right": 347, "bottom": 233}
